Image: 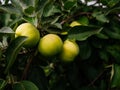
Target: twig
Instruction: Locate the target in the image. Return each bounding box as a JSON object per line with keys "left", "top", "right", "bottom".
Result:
{"left": 60, "top": 12, "right": 91, "bottom": 25}
{"left": 88, "top": 70, "right": 105, "bottom": 86}
{"left": 21, "top": 56, "right": 33, "bottom": 80}
{"left": 21, "top": 50, "right": 38, "bottom": 80}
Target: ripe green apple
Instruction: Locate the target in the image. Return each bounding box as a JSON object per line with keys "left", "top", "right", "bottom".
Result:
{"left": 38, "top": 34, "right": 63, "bottom": 56}
{"left": 15, "top": 23, "right": 40, "bottom": 47}
{"left": 69, "top": 21, "right": 81, "bottom": 27}
{"left": 60, "top": 40, "right": 79, "bottom": 62}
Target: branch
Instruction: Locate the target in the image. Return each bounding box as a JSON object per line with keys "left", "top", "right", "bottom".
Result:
{"left": 88, "top": 70, "right": 105, "bottom": 86}
{"left": 60, "top": 12, "right": 91, "bottom": 25}
{"left": 21, "top": 50, "right": 38, "bottom": 80}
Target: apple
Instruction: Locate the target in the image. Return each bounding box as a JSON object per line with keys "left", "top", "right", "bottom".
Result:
{"left": 69, "top": 21, "right": 81, "bottom": 27}
{"left": 38, "top": 34, "right": 63, "bottom": 56}
{"left": 15, "top": 23, "right": 40, "bottom": 47}
{"left": 60, "top": 40, "right": 79, "bottom": 62}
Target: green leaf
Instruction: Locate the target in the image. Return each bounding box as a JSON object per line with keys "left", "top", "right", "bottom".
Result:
{"left": 45, "top": 23, "right": 62, "bottom": 34}
{"left": 68, "top": 26, "right": 103, "bottom": 41}
{"left": 23, "top": 16, "right": 38, "bottom": 26}
{"left": 13, "top": 80, "right": 39, "bottom": 90}
{"left": 4, "top": 36, "right": 27, "bottom": 74}
{"left": 10, "top": 0, "right": 38, "bottom": 16}
{"left": 0, "top": 27, "right": 14, "bottom": 34}
{"left": 78, "top": 16, "right": 89, "bottom": 26}
{"left": 95, "top": 33, "right": 109, "bottom": 39}
{"left": 105, "top": 7, "right": 120, "bottom": 15}
{"left": 105, "top": 30, "right": 120, "bottom": 40}
{"left": 99, "top": 50, "right": 109, "bottom": 62}
{"left": 23, "top": 6, "right": 35, "bottom": 17}
{"left": 11, "top": 0, "right": 22, "bottom": 11}
{"left": 9, "top": 17, "right": 22, "bottom": 27}
{"left": 0, "top": 79, "right": 7, "bottom": 90}
{"left": 0, "top": 13, "right": 11, "bottom": 26}
{"left": 11, "top": 0, "right": 37, "bottom": 10}
{"left": 51, "top": 23, "right": 62, "bottom": 29}
{"left": 111, "top": 64, "right": 120, "bottom": 88}
{"left": 79, "top": 42, "right": 91, "bottom": 60}
{"left": 27, "top": 66, "right": 48, "bottom": 90}
{"left": 18, "top": 0, "right": 37, "bottom": 8}
{"left": 0, "top": 5, "right": 21, "bottom": 15}
{"left": 106, "top": 45, "right": 120, "bottom": 63}
{"left": 43, "top": 4, "right": 61, "bottom": 17}
{"left": 67, "top": 64, "right": 81, "bottom": 89}
{"left": 107, "top": 0, "right": 120, "bottom": 7}
{"left": 64, "top": 0, "right": 77, "bottom": 10}
{"left": 92, "top": 12, "right": 109, "bottom": 23}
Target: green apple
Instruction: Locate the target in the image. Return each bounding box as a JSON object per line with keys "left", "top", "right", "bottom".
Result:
{"left": 15, "top": 23, "right": 40, "bottom": 47}
{"left": 69, "top": 21, "right": 81, "bottom": 27}
{"left": 38, "top": 34, "right": 63, "bottom": 56}
{"left": 60, "top": 40, "right": 79, "bottom": 62}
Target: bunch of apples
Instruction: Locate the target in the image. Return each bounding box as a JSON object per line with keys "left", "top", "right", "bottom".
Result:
{"left": 15, "top": 23, "right": 80, "bottom": 62}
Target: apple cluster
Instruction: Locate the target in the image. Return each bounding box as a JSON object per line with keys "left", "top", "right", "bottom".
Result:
{"left": 15, "top": 23, "right": 80, "bottom": 62}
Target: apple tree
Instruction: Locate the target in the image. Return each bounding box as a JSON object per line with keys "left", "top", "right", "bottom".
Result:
{"left": 0, "top": 0, "right": 120, "bottom": 90}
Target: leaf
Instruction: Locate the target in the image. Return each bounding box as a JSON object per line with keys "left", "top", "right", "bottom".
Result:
{"left": 18, "top": 0, "right": 37, "bottom": 8}
{"left": 99, "top": 50, "right": 109, "bottom": 62}
{"left": 68, "top": 26, "right": 103, "bottom": 41}
{"left": 4, "top": 36, "right": 27, "bottom": 74}
{"left": 43, "top": 4, "right": 61, "bottom": 17}
{"left": 107, "top": 0, "right": 120, "bottom": 7}
{"left": 64, "top": 0, "right": 77, "bottom": 10}
{"left": 0, "top": 79, "right": 7, "bottom": 90}
{"left": 11, "top": 0, "right": 37, "bottom": 10}
{"left": 23, "top": 6, "right": 35, "bottom": 17}
{"left": 105, "top": 30, "right": 120, "bottom": 40}
{"left": 111, "top": 64, "right": 120, "bottom": 88}
{"left": 13, "top": 80, "right": 39, "bottom": 90}
{"left": 27, "top": 66, "right": 48, "bottom": 90}
{"left": 0, "top": 27, "right": 14, "bottom": 34}
{"left": 10, "top": 0, "right": 38, "bottom": 16}
{"left": 23, "top": 16, "right": 38, "bottom": 26}
{"left": 51, "top": 23, "right": 62, "bottom": 29}
{"left": 92, "top": 12, "right": 109, "bottom": 23}
{"left": 95, "top": 33, "right": 109, "bottom": 39}
{"left": 46, "top": 23, "right": 62, "bottom": 34}
{"left": 2, "top": 36, "right": 8, "bottom": 48}
{"left": 9, "top": 17, "right": 22, "bottom": 27}
{"left": 11, "top": 0, "right": 22, "bottom": 11}
{"left": 67, "top": 64, "right": 81, "bottom": 89}
{"left": 79, "top": 42, "right": 91, "bottom": 60}
{"left": 105, "top": 7, "right": 120, "bottom": 15}
{"left": 78, "top": 16, "right": 89, "bottom": 26}
{"left": 106, "top": 45, "right": 120, "bottom": 63}
{"left": 0, "top": 4, "right": 21, "bottom": 15}
{"left": 0, "top": 13, "right": 11, "bottom": 26}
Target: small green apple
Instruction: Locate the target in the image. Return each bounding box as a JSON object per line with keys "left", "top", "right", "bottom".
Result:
{"left": 38, "top": 34, "right": 63, "bottom": 56}
{"left": 69, "top": 21, "right": 81, "bottom": 27}
{"left": 15, "top": 23, "right": 40, "bottom": 47}
{"left": 60, "top": 40, "right": 79, "bottom": 62}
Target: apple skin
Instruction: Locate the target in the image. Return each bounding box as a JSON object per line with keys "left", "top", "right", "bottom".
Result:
{"left": 15, "top": 23, "right": 40, "bottom": 47}
{"left": 38, "top": 34, "right": 63, "bottom": 56}
{"left": 60, "top": 40, "right": 79, "bottom": 62}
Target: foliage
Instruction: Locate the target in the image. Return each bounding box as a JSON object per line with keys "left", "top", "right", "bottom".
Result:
{"left": 0, "top": 0, "right": 120, "bottom": 90}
